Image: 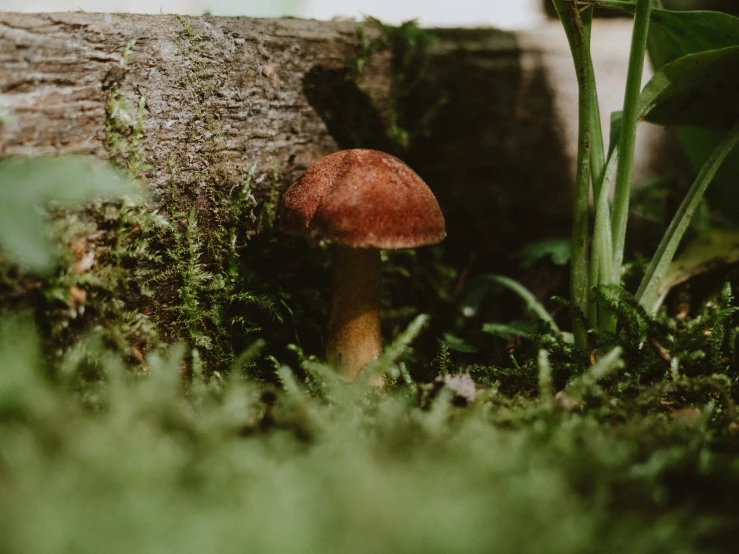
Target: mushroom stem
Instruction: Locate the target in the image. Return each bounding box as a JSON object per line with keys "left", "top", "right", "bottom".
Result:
{"left": 327, "top": 245, "right": 383, "bottom": 380}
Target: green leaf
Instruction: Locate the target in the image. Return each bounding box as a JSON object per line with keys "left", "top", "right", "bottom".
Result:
{"left": 0, "top": 157, "right": 138, "bottom": 274}
{"left": 591, "top": 113, "right": 620, "bottom": 332}
{"left": 481, "top": 321, "right": 537, "bottom": 340}
{"left": 0, "top": 156, "right": 138, "bottom": 206}
{"left": 591, "top": 1, "right": 739, "bottom": 222}
{"left": 636, "top": 46, "right": 739, "bottom": 129}
{"left": 647, "top": 9, "right": 739, "bottom": 69}
{"left": 591, "top": 1, "right": 739, "bottom": 68}
{"left": 608, "top": 111, "right": 622, "bottom": 159}
{"left": 0, "top": 204, "right": 55, "bottom": 272}
{"left": 459, "top": 274, "right": 560, "bottom": 335}
{"left": 441, "top": 333, "right": 478, "bottom": 353}
{"left": 516, "top": 239, "right": 571, "bottom": 269}
{"left": 633, "top": 4, "right": 739, "bottom": 222}
{"left": 636, "top": 122, "right": 739, "bottom": 312}
{"left": 652, "top": 228, "right": 739, "bottom": 312}
{"left": 674, "top": 126, "right": 739, "bottom": 223}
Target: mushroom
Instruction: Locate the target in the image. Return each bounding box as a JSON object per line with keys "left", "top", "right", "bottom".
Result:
{"left": 278, "top": 149, "right": 445, "bottom": 380}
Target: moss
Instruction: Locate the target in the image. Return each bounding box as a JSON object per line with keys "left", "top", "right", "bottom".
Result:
{"left": 159, "top": 154, "right": 291, "bottom": 370}
{"left": 348, "top": 18, "right": 448, "bottom": 152}
{"left": 159, "top": 16, "right": 299, "bottom": 373}
{"left": 4, "top": 40, "right": 165, "bottom": 363}
{"left": 104, "top": 40, "right": 150, "bottom": 177}
{"left": 4, "top": 306, "right": 739, "bottom": 553}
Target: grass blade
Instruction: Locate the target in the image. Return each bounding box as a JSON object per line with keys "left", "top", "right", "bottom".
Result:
{"left": 636, "top": 121, "right": 739, "bottom": 312}
{"left": 462, "top": 274, "right": 560, "bottom": 335}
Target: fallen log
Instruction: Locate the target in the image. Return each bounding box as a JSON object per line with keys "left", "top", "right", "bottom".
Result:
{"left": 0, "top": 13, "right": 676, "bottom": 362}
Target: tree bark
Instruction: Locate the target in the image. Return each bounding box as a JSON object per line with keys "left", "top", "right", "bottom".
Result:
{"left": 0, "top": 14, "right": 673, "bottom": 229}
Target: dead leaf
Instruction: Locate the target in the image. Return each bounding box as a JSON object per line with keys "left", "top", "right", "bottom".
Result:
{"left": 669, "top": 406, "right": 701, "bottom": 425}
{"left": 435, "top": 373, "right": 476, "bottom": 404}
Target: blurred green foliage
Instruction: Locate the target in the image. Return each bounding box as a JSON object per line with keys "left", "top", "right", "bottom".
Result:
{"left": 2, "top": 309, "right": 739, "bottom": 554}
{"left": 0, "top": 157, "right": 137, "bottom": 274}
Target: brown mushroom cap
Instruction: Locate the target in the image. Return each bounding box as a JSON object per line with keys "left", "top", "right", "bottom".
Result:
{"left": 279, "top": 149, "right": 445, "bottom": 249}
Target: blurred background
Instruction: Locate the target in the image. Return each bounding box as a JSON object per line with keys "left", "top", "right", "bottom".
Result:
{"left": 0, "top": 0, "right": 737, "bottom": 25}
{"left": 0, "top": 0, "right": 544, "bottom": 27}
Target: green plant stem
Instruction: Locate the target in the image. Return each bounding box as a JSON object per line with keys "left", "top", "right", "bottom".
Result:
{"left": 590, "top": 147, "right": 619, "bottom": 331}
{"left": 583, "top": 9, "right": 607, "bottom": 330}
{"left": 582, "top": 12, "right": 606, "bottom": 201}
{"left": 610, "top": 0, "right": 652, "bottom": 285}
{"left": 586, "top": 131, "right": 603, "bottom": 329}
{"left": 572, "top": 94, "right": 592, "bottom": 348}
{"left": 553, "top": 0, "right": 594, "bottom": 350}
{"left": 589, "top": 93, "right": 606, "bottom": 201}
{"left": 636, "top": 121, "right": 739, "bottom": 312}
